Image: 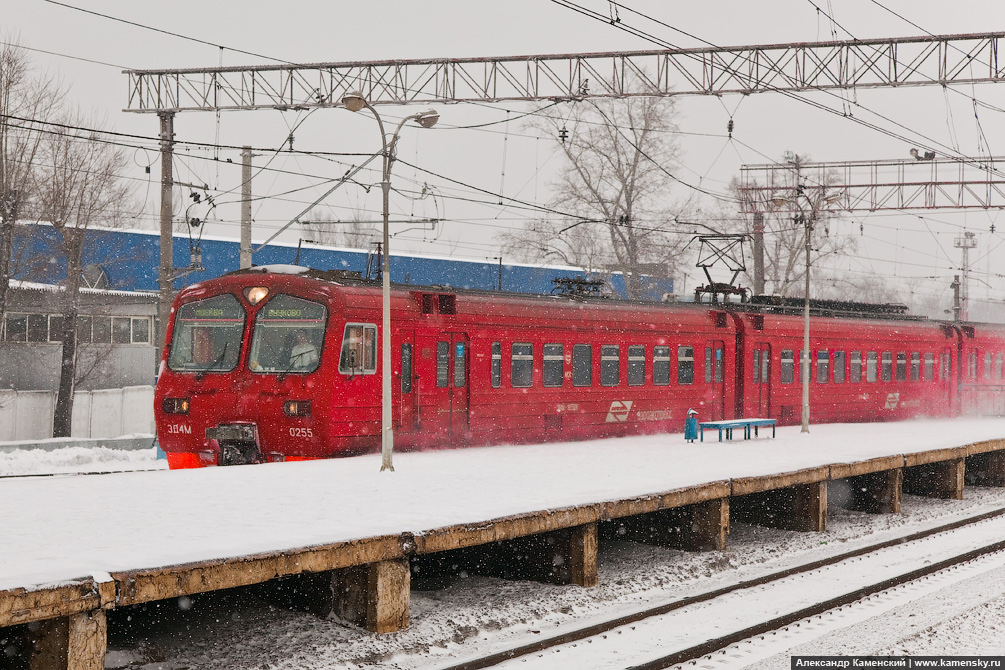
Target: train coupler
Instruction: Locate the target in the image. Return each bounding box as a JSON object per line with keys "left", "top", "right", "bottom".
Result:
{"left": 205, "top": 423, "right": 262, "bottom": 466}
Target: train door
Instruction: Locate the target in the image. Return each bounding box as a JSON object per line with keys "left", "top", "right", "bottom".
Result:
{"left": 395, "top": 329, "right": 418, "bottom": 433}
{"left": 418, "top": 332, "right": 470, "bottom": 445}
{"left": 705, "top": 340, "right": 726, "bottom": 420}
{"left": 752, "top": 342, "right": 771, "bottom": 418}
{"left": 936, "top": 349, "right": 952, "bottom": 411}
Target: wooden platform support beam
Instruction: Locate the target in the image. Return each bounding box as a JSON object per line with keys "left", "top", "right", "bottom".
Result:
{"left": 686, "top": 498, "right": 730, "bottom": 551}
{"left": 607, "top": 498, "right": 729, "bottom": 552}
{"left": 28, "top": 611, "right": 107, "bottom": 670}
{"left": 966, "top": 451, "right": 1005, "bottom": 487}
{"left": 732, "top": 481, "right": 827, "bottom": 532}
{"left": 844, "top": 469, "right": 903, "bottom": 514}
{"left": 567, "top": 522, "right": 599, "bottom": 587}
{"left": 305, "top": 559, "right": 411, "bottom": 634}
{"left": 903, "top": 458, "right": 965, "bottom": 500}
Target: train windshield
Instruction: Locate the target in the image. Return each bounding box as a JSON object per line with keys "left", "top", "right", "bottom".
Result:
{"left": 248, "top": 294, "right": 327, "bottom": 374}
{"left": 167, "top": 294, "right": 245, "bottom": 373}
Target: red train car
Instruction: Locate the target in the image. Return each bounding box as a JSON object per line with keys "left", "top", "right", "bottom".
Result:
{"left": 153, "top": 266, "right": 987, "bottom": 469}
{"left": 961, "top": 323, "right": 1005, "bottom": 415}
{"left": 735, "top": 311, "right": 957, "bottom": 424}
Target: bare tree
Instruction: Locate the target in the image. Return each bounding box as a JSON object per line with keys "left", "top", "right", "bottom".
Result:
{"left": 0, "top": 35, "right": 63, "bottom": 325}
{"left": 35, "top": 111, "right": 130, "bottom": 436}
{"left": 498, "top": 97, "right": 690, "bottom": 298}
{"left": 732, "top": 157, "right": 857, "bottom": 299}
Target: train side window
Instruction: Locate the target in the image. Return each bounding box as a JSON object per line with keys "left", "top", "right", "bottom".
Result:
{"left": 941, "top": 353, "right": 951, "bottom": 381}
{"left": 653, "top": 346, "right": 670, "bottom": 385}
{"left": 881, "top": 352, "right": 892, "bottom": 382}
{"left": 543, "top": 343, "right": 564, "bottom": 388}
{"left": 511, "top": 342, "right": 533, "bottom": 388}
{"left": 895, "top": 353, "right": 906, "bottom": 381}
{"left": 436, "top": 341, "right": 450, "bottom": 387}
{"left": 491, "top": 341, "right": 502, "bottom": 388}
{"left": 834, "top": 351, "right": 846, "bottom": 384}
{"left": 761, "top": 349, "right": 770, "bottom": 382}
{"left": 401, "top": 343, "right": 412, "bottom": 393}
{"left": 866, "top": 352, "right": 878, "bottom": 382}
{"left": 752, "top": 350, "right": 760, "bottom": 384}
{"left": 984, "top": 353, "right": 993, "bottom": 380}
{"left": 816, "top": 350, "right": 829, "bottom": 383}
{"left": 601, "top": 345, "right": 620, "bottom": 387}
{"left": 924, "top": 353, "right": 934, "bottom": 381}
{"left": 454, "top": 341, "right": 466, "bottom": 387}
{"left": 969, "top": 352, "right": 979, "bottom": 380}
{"left": 850, "top": 351, "right": 862, "bottom": 383}
{"left": 677, "top": 346, "right": 694, "bottom": 385}
{"left": 704, "top": 347, "right": 712, "bottom": 383}
{"left": 997, "top": 353, "right": 1003, "bottom": 381}
{"left": 628, "top": 345, "right": 646, "bottom": 386}
{"left": 910, "top": 352, "right": 920, "bottom": 381}
{"left": 336, "top": 324, "right": 375, "bottom": 376}
{"left": 780, "top": 349, "right": 794, "bottom": 384}
{"left": 573, "top": 344, "right": 592, "bottom": 387}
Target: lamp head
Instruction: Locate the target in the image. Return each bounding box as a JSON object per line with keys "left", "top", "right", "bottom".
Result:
{"left": 770, "top": 196, "right": 789, "bottom": 208}
{"left": 822, "top": 192, "right": 842, "bottom": 205}
{"left": 414, "top": 109, "right": 439, "bottom": 129}
{"left": 342, "top": 91, "right": 367, "bottom": 112}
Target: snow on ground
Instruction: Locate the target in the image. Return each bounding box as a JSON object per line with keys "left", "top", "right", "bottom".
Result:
{"left": 2, "top": 417, "right": 1005, "bottom": 592}
{"left": 0, "top": 443, "right": 165, "bottom": 476}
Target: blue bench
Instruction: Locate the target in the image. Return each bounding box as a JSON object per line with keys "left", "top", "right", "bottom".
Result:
{"left": 699, "top": 418, "right": 777, "bottom": 442}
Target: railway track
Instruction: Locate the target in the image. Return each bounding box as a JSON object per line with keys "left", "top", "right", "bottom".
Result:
{"left": 0, "top": 467, "right": 165, "bottom": 479}
{"left": 435, "top": 506, "right": 1005, "bottom": 670}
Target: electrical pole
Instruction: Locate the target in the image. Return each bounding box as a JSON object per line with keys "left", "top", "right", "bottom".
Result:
{"left": 954, "top": 231, "right": 976, "bottom": 322}
{"left": 240, "top": 146, "right": 252, "bottom": 269}
{"left": 156, "top": 112, "right": 175, "bottom": 367}
{"left": 752, "top": 211, "right": 765, "bottom": 295}
{"left": 951, "top": 275, "right": 961, "bottom": 322}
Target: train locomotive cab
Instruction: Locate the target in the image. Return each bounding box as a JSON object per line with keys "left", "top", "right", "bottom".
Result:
{"left": 155, "top": 267, "right": 358, "bottom": 468}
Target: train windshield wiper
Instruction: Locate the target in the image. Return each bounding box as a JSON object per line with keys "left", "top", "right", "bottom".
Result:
{"left": 196, "top": 342, "right": 229, "bottom": 381}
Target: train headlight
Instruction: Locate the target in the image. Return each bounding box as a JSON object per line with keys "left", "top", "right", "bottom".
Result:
{"left": 244, "top": 286, "right": 269, "bottom": 305}
{"left": 162, "top": 397, "right": 190, "bottom": 414}
{"left": 283, "top": 400, "right": 312, "bottom": 417}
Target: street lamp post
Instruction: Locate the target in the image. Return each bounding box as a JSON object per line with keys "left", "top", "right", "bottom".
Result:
{"left": 342, "top": 93, "right": 439, "bottom": 472}
{"left": 772, "top": 185, "right": 841, "bottom": 434}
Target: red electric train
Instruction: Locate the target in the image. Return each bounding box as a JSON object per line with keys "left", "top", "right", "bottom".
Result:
{"left": 154, "top": 265, "right": 1005, "bottom": 469}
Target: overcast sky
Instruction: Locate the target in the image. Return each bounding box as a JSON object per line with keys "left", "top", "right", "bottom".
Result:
{"left": 5, "top": 1, "right": 1005, "bottom": 311}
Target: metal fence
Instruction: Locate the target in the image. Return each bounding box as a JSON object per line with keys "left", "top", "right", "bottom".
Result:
{"left": 0, "top": 386, "right": 154, "bottom": 442}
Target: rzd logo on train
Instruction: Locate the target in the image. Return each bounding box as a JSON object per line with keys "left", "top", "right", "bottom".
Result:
{"left": 606, "top": 400, "right": 633, "bottom": 422}
{"left": 884, "top": 392, "right": 900, "bottom": 409}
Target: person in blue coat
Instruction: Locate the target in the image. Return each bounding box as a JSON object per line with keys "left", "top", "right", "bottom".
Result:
{"left": 685, "top": 408, "right": 699, "bottom": 443}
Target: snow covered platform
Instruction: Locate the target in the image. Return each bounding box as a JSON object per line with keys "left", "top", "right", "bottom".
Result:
{"left": 3, "top": 418, "right": 1005, "bottom": 666}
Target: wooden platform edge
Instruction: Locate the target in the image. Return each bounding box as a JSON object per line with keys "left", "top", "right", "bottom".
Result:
{"left": 6, "top": 436, "right": 1005, "bottom": 623}
{"left": 0, "top": 577, "right": 114, "bottom": 628}
{"left": 112, "top": 534, "right": 408, "bottom": 606}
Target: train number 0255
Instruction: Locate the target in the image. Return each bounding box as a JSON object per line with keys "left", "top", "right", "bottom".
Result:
{"left": 289, "top": 427, "right": 314, "bottom": 438}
